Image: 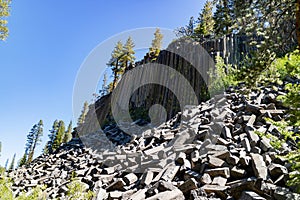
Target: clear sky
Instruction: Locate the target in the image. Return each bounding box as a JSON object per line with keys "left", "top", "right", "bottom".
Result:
{"left": 0, "top": 0, "right": 204, "bottom": 166}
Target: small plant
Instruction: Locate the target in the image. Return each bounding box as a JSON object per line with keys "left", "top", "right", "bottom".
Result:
{"left": 17, "top": 185, "right": 47, "bottom": 200}
{"left": 254, "top": 130, "right": 284, "bottom": 150}
{"left": 208, "top": 56, "right": 239, "bottom": 96}
{"left": 66, "top": 179, "right": 95, "bottom": 200}
{"left": 286, "top": 151, "right": 300, "bottom": 193}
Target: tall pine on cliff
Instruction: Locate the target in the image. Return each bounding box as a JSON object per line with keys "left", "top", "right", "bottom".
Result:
{"left": 149, "top": 28, "right": 163, "bottom": 57}
{"left": 122, "top": 36, "right": 135, "bottom": 71}
{"left": 108, "top": 41, "right": 124, "bottom": 90}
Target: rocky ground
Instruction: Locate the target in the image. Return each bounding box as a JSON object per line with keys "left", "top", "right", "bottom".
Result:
{"left": 6, "top": 82, "right": 300, "bottom": 200}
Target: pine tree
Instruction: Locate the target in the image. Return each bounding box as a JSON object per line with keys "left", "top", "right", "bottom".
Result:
{"left": 44, "top": 120, "right": 59, "bottom": 154}
{"left": 175, "top": 17, "right": 195, "bottom": 37}
{"left": 194, "top": 0, "right": 215, "bottom": 36}
{"left": 213, "top": 0, "right": 234, "bottom": 36}
{"left": 149, "top": 28, "right": 163, "bottom": 57}
{"left": 122, "top": 36, "right": 135, "bottom": 71}
{"left": 18, "top": 152, "right": 27, "bottom": 167}
{"left": 52, "top": 120, "right": 65, "bottom": 151}
{"left": 8, "top": 153, "right": 15, "bottom": 170}
{"left": 108, "top": 41, "right": 124, "bottom": 90}
{"left": 77, "top": 102, "right": 89, "bottom": 126}
{"left": 4, "top": 158, "right": 8, "bottom": 170}
{"left": 99, "top": 73, "right": 108, "bottom": 96}
{"left": 63, "top": 121, "right": 73, "bottom": 143}
{"left": 27, "top": 120, "right": 43, "bottom": 163}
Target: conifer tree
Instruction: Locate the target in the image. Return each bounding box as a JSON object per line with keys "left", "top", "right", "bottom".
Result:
{"left": 4, "top": 158, "right": 8, "bottom": 170}
{"left": 149, "top": 28, "right": 163, "bottom": 57}
{"left": 18, "top": 152, "right": 27, "bottom": 167}
{"left": 99, "top": 72, "right": 108, "bottom": 96}
{"left": 26, "top": 120, "right": 43, "bottom": 163}
{"left": 194, "top": 0, "right": 215, "bottom": 36}
{"left": 52, "top": 120, "right": 65, "bottom": 151}
{"left": 122, "top": 36, "right": 135, "bottom": 71}
{"left": 77, "top": 102, "right": 89, "bottom": 126}
{"left": 63, "top": 121, "right": 72, "bottom": 143}
{"left": 8, "top": 153, "right": 15, "bottom": 170}
{"left": 44, "top": 120, "right": 59, "bottom": 154}
{"left": 213, "top": 0, "right": 234, "bottom": 36}
{"left": 108, "top": 41, "right": 124, "bottom": 90}
{"left": 175, "top": 17, "right": 195, "bottom": 37}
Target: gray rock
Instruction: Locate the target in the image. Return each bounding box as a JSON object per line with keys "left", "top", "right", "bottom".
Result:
{"left": 268, "top": 164, "right": 288, "bottom": 178}
{"left": 250, "top": 153, "right": 268, "bottom": 180}
{"left": 239, "top": 191, "right": 266, "bottom": 200}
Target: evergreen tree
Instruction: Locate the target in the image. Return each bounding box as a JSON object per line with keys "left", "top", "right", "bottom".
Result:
{"left": 18, "top": 152, "right": 27, "bottom": 167}
{"left": 108, "top": 41, "right": 124, "bottom": 90}
{"left": 149, "top": 28, "right": 163, "bottom": 57}
{"left": 175, "top": 17, "right": 195, "bottom": 37}
{"left": 194, "top": 0, "right": 215, "bottom": 36}
{"left": 122, "top": 36, "right": 135, "bottom": 71}
{"left": 52, "top": 120, "right": 65, "bottom": 151}
{"left": 63, "top": 121, "right": 72, "bottom": 143}
{"left": 26, "top": 120, "right": 43, "bottom": 163}
{"left": 213, "top": 0, "right": 234, "bottom": 36}
{"left": 99, "top": 72, "right": 108, "bottom": 96}
{"left": 44, "top": 120, "right": 59, "bottom": 154}
{"left": 4, "top": 158, "right": 8, "bottom": 170}
{"left": 77, "top": 101, "right": 89, "bottom": 126}
{"left": 8, "top": 153, "right": 15, "bottom": 170}
{"left": 232, "top": 0, "right": 296, "bottom": 84}
{"left": 0, "top": 0, "right": 11, "bottom": 40}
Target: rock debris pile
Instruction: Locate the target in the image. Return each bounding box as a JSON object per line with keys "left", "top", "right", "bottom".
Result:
{"left": 7, "top": 83, "right": 300, "bottom": 200}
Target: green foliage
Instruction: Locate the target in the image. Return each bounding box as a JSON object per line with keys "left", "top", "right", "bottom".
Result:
{"left": 175, "top": 17, "right": 195, "bottom": 37}
{"left": 0, "top": 167, "right": 47, "bottom": 200}
{"left": 63, "top": 121, "right": 73, "bottom": 143}
{"left": 17, "top": 185, "right": 47, "bottom": 200}
{"left": 149, "top": 28, "right": 163, "bottom": 57}
{"left": 194, "top": 0, "right": 214, "bottom": 36}
{"left": 26, "top": 120, "right": 44, "bottom": 164}
{"left": 0, "top": 0, "right": 11, "bottom": 41}
{"left": 279, "top": 83, "right": 300, "bottom": 127}
{"left": 122, "top": 36, "right": 135, "bottom": 70}
{"left": 254, "top": 130, "right": 284, "bottom": 150}
{"left": 213, "top": 0, "right": 234, "bottom": 36}
{"left": 208, "top": 56, "right": 239, "bottom": 96}
{"left": 66, "top": 179, "right": 95, "bottom": 200}
{"left": 286, "top": 151, "right": 300, "bottom": 193}
{"left": 52, "top": 120, "right": 65, "bottom": 151}
{"left": 77, "top": 102, "right": 89, "bottom": 126}
{"left": 18, "top": 153, "right": 27, "bottom": 168}
{"left": 0, "top": 167, "right": 13, "bottom": 200}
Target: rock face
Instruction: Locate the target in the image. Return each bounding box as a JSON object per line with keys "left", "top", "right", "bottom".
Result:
{"left": 7, "top": 83, "right": 300, "bottom": 199}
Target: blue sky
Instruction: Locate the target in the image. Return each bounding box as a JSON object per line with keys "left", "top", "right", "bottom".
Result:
{"left": 0, "top": 0, "right": 204, "bottom": 166}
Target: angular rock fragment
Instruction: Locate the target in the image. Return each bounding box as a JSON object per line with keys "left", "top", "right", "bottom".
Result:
{"left": 250, "top": 153, "right": 268, "bottom": 180}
